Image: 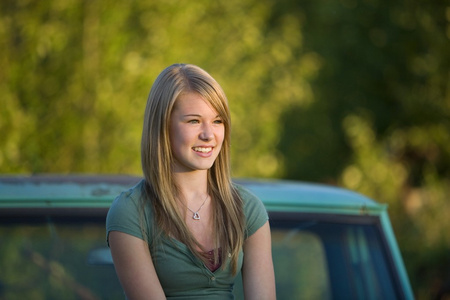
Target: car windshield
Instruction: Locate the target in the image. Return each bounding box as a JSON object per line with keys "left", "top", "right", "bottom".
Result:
{"left": 269, "top": 220, "right": 399, "bottom": 300}
{"left": 234, "top": 214, "right": 403, "bottom": 300}
{"left": 0, "top": 214, "right": 401, "bottom": 299}
{"left": 0, "top": 216, "right": 122, "bottom": 300}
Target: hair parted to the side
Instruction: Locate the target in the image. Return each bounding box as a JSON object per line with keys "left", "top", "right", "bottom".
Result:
{"left": 141, "top": 63, "right": 245, "bottom": 274}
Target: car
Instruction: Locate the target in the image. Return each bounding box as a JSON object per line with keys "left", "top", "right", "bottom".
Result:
{"left": 0, "top": 175, "right": 414, "bottom": 299}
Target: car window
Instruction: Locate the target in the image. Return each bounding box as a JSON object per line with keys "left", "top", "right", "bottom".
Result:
{"left": 270, "top": 218, "right": 400, "bottom": 300}
{"left": 0, "top": 217, "right": 124, "bottom": 300}
{"left": 232, "top": 216, "right": 401, "bottom": 300}
{"left": 272, "top": 228, "right": 331, "bottom": 299}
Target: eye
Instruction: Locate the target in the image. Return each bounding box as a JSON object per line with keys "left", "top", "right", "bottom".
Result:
{"left": 213, "top": 119, "right": 223, "bottom": 124}
{"left": 188, "top": 119, "right": 200, "bottom": 124}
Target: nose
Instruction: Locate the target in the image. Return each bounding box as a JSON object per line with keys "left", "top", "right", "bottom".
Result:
{"left": 199, "top": 123, "right": 214, "bottom": 141}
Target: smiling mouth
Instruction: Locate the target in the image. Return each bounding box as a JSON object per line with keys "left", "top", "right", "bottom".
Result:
{"left": 193, "top": 147, "right": 212, "bottom": 153}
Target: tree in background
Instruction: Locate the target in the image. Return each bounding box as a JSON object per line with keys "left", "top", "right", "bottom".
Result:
{"left": 0, "top": 0, "right": 312, "bottom": 177}
{"left": 1, "top": 0, "right": 449, "bottom": 298}
{"left": 278, "top": 0, "right": 450, "bottom": 298}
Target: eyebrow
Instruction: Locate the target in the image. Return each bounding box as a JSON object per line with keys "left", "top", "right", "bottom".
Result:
{"left": 182, "top": 114, "right": 221, "bottom": 118}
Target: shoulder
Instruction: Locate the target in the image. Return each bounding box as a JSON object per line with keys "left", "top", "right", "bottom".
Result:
{"left": 234, "top": 183, "right": 256, "bottom": 202}
{"left": 106, "top": 179, "right": 152, "bottom": 244}
{"left": 108, "top": 179, "right": 147, "bottom": 214}
{"left": 234, "top": 183, "right": 265, "bottom": 211}
{"left": 233, "top": 183, "right": 268, "bottom": 238}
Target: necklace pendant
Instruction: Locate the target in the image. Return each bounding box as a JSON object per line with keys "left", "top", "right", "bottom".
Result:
{"left": 193, "top": 212, "right": 200, "bottom": 220}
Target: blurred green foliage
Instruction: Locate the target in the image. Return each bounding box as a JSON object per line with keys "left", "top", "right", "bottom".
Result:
{"left": 0, "top": 0, "right": 449, "bottom": 298}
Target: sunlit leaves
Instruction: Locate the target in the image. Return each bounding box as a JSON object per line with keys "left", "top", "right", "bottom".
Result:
{"left": 0, "top": 0, "right": 315, "bottom": 177}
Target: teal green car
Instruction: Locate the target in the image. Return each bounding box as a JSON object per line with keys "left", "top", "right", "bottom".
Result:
{"left": 0, "top": 176, "right": 413, "bottom": 299}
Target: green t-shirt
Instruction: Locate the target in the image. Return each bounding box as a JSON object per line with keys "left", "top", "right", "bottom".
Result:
{"left": 106, "top": 180, "right": 268, "bottom": 299}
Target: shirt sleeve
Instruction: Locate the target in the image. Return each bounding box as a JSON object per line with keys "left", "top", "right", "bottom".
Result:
{"left": 236, "top": 184, "right": 269, "bottom": 239}
{"left": 106, "top": 182, "right": 147, "bottom": 246}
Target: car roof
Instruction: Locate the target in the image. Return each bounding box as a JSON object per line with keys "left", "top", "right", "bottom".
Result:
{"left": 0, "top": 175, "right": 385, "bottom": 215}
{"left": 235, "top": 179, "right": 385, "bottom": 215}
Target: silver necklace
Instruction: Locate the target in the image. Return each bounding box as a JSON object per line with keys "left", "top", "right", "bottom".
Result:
{"left": 184, "top": 194, "right": 209, "bottom": 220}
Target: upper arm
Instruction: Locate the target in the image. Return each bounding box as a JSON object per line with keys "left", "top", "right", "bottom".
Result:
{"left": 242, "top": 221, "right": 276, "bottom": 300}
{"left": 109, "top": 231, "right": 166, "bottom": 300}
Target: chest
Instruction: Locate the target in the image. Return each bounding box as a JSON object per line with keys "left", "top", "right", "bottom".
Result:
{"left": 151, "top": 238, "right": 242, "bottom": 298}
{"left": 184, "top": 205, "right": 215, "bottom": 251}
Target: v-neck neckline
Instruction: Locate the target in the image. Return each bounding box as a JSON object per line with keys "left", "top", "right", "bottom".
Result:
{"left": 169, "top": 237, "right": 222, "bottom": 274}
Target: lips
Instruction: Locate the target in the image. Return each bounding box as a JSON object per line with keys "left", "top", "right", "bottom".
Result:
{"left": 192, "top": 147, "right": 213, "bottom": 153}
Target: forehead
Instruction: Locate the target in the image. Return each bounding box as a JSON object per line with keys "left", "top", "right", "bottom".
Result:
{"left": 172, "top": 92, "right": 217, "bottom": 114}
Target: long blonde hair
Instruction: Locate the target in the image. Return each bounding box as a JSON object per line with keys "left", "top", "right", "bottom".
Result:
{"left": 141, "top": 63, "right": 244, "bottom": 274}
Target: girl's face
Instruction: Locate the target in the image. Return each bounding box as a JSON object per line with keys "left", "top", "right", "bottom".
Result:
{"left": 169, "top": 92, "right": 225, "bottom": 173}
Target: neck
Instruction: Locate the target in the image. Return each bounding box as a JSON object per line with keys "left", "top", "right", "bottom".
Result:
{"left": 173, "top": 170, "right": 209, "bottom": 203}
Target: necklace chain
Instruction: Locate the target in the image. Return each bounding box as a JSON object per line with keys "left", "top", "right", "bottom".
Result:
{"left": 184, "top": 194, "right": 209, "bottom": 220}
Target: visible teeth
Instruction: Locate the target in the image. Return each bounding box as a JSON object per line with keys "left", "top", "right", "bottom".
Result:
{"left": 193, "top": 147, "right": 212, "bottom": 153}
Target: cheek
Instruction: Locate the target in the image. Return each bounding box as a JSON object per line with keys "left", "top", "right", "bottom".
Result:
{"left": 170, "top": 125, "right": 194, "bottom": 149}
{"left": 169, "top": 124, "right": 183, "bottom": 152}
